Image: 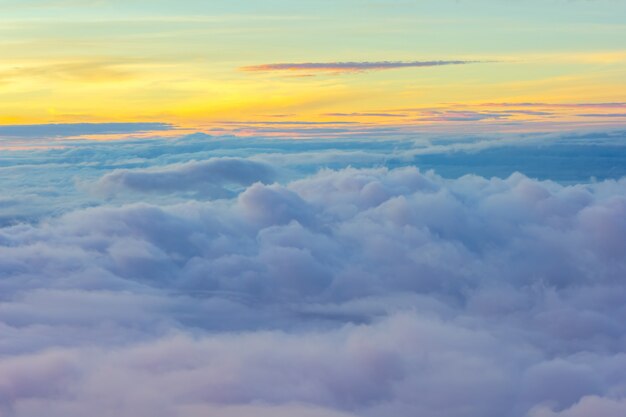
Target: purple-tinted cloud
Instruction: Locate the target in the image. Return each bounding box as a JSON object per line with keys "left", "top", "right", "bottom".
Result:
{"left": 482, "top": 102, "right": 626, "bottom": 109}
{"left": 2, "top": 164, "right": 626, "bottom": 416}
{"left": 93, "top": 157, "right": 275, "bottom": 198}
{"left": 322, "top": 112, "right": 408, "bottom": 118}
{"left": 241, "top": 60, "right": 485, "bottom": 74}
{"left": 417, "top": 110, "right": 511, "bottom": 122}
{"left": 577, "top": 113, "right": 626, "bottom": 118}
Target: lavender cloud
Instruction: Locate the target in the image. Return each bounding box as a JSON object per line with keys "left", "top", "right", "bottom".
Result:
{"left": 322, "top": 113, "right": 408, "bottom": 118}
{"left": 2, "top": 161, "right": 626, "bottom": 416}
{"left": 92, "top": 157, "right": 276, "bottom": 198}
{"left": 240, "top": 60, "right": 485, "bottom": 74}
{"left": 577, "top": 113, "right": 626, "bottom": 118}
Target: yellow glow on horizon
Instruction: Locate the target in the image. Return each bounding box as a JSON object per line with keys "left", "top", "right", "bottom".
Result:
{"left": 0, "top": 51, "right": 624, "bottom": 127}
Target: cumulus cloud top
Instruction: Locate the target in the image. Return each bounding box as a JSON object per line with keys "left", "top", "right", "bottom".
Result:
{"left": 92, "top": 157, "right": 276, "bottom": 198}
{"left": 2, "top": 153, "right": 626, "bottom": 416}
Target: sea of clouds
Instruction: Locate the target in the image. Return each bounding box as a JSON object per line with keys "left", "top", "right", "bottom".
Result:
{"left": 1, "top": 129, "right": 626, "bottom": 417}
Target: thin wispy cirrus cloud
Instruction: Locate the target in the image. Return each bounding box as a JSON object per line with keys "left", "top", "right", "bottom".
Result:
{"left": 240, "top": 60, "right": 487, "bottom": 75}
{"left": 322, "top": 112, "right": 408, "bottom": 118}
{"left": 577, "top": 113, "right": 626, "bottom": 118}
{"left": 0, "top": 122, "right": 175, "bottom": 139}
{"left": 480, "top": 102, "right": 626, "bottom": 109}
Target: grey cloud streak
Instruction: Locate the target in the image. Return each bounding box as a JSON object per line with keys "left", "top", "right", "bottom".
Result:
{"left": 241, "top": 60, "right": 486, "bottom": 74}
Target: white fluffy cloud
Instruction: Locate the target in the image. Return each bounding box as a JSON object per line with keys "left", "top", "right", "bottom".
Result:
{"left": 1, "top": 160, "right": 626, "bottom": 416}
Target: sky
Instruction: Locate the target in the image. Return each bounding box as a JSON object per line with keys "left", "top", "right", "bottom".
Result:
{"left": 1, "top": 0, "right": 626, "bottom": 129}
{"left": 1, "top": 1, "right": 626, "bottom": 417}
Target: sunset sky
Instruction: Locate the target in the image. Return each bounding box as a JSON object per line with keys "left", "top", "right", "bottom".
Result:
{"left": 1, "top": 0, "right": 625, "bottom": 128}
{"left": 2, "top": 2, "right": 626, "bottom": 417}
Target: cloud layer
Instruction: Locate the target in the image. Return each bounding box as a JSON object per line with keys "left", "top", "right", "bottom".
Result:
{"left": 1, "top": 152, "right": 626, "bottom": 416}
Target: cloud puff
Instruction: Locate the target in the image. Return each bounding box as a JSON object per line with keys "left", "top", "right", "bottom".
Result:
{"left": 240, "top": 60, "right": 484, "bottom": 74}
{"left": 2, "top": 162, "right": 626, "bottom": 416}
{"left": 92, "top": 157, "right": 276, "bottom": 198}
{"left": 529, "top": 396, "right": 626, "bottom": 417}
